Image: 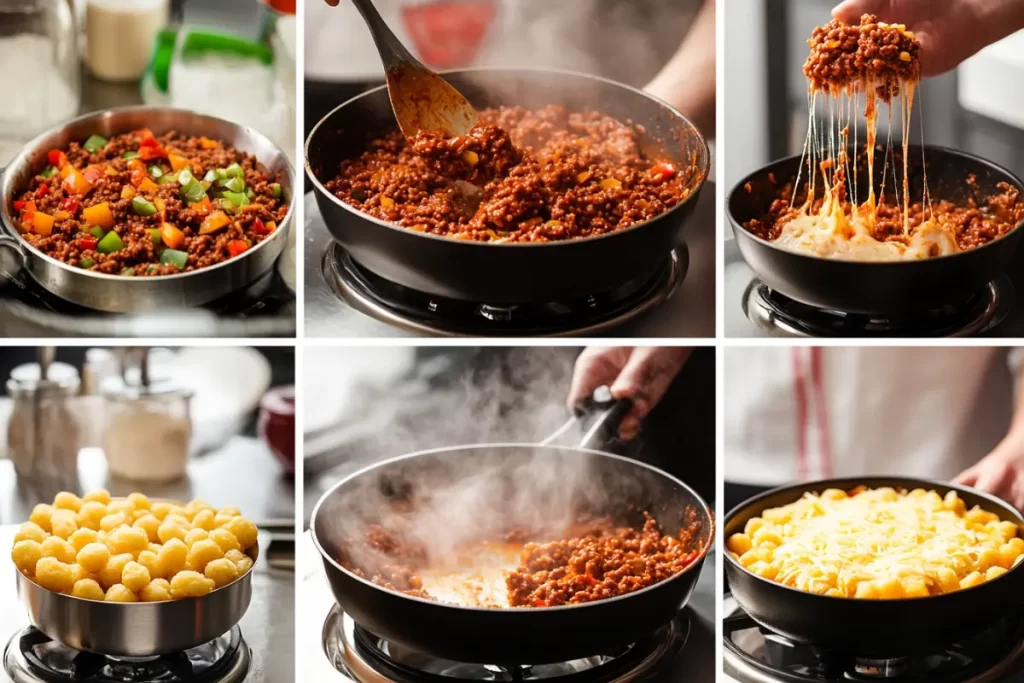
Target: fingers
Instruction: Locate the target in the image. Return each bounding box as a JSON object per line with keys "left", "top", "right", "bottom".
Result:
{"left": 324, "top": 0, "right": 341, "bottom": 5}
{"left": 831, "top": 0, "right": 885, "bottom": 23}
{"left": 610, "top": 347, "right": 691, "bottom": 440}
{"left": 566, "top": 347, "right": 632, "bottom": 411}
{"left": 974, "top": 459, "right": 1016, "bottom": 498}
{"left": 954, "top": 468, "right": 978, "bottom": 487}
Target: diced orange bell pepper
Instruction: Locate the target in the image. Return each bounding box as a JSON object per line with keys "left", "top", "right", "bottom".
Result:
{"left": 198, "top": 137, "right": 218, "bottom": 150}
{"left": 266, "top": 221, "right": 278, "bottom": 233}
{"left": 128, "top": 159, "right": 147, "bottom": 187}
{"left": 200, "top": 210, "right": 231, "bottom": 235}
{"left": 190, "top": 196, "right": 213, "bottom": 217}
{"left": 160, "top": 222, "right": 186, "bottom": 249}
{"left": 32, "top": 211, "right": 55, "bottom": 236}
{"left": 63, "top": 168, "right": 94, "bottom": 195}
{"left": 168, "top": 153, "right": 192, "bottom": 173}
{"left": 154, "top": 197, "right": 166, "bottom": 213}
{"left": 83, "top": 165, "right": 104, "bottom": 184}
{"left": 138, "top": 178, "right": 160, "bottom": 193}
{"left": 60, "top": 164, "right": 73, "bottom": 180}
{"left": 121, "top": 186, "right": 135, "bottom": 200}
{"left": 82, "top": 202, "right": 114, "bottom": 228}
{"left": 226, "top": 239, "right": 249, "bottom": 257}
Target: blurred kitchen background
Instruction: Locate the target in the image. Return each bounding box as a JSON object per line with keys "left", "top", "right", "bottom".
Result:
{"left": 725, "top": 0, "right": 1024, "bottom": 192}
{"left": 0, "top": 0, "right": 296, "bottom": 168}
{"left": 304, "top": 0, "right": 706, "bottom": 188}
{"left": 0, "top": 346, "right": 295, "bottom": 529}
{"left": 301, "top": 346, "right": 715, "bottom": 524}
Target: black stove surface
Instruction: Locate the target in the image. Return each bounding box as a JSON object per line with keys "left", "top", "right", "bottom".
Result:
{"left": 744, "top": 276, "right": 1012, "bottom": 337}
{"left": 321, "top": 244, "right": 685, "bottom": 337}
{"left": 3, "top": 627, "right": 250, "bottom": 683}
{"left": 723, "top": 602, "right": 1024, "bottom": 682}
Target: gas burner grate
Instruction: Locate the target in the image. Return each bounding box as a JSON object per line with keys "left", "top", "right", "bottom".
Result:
{"left": 723, "top": 603, "right": 1024, "bottom": 682}
{"left": 322, "top": 607, "right": 689, "bottom": 683}
{"left": 4, "top": 626, "right": 250, "bottom": 683}
{"left": 321, "top": 244, "right": 686, "bottom": 337}
{"left": 742, "top": 276, "right": 1012, "bottom": 337}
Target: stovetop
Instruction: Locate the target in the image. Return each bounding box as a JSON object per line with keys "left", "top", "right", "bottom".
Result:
{"left": 303, "top": 188, "right": 716, "bottom": 338}
{"left": 300, "top": 534, "right": 718, "bottom": 682}
{"left": 722, "top": 595, "right": 1024, "bottom": 683}
{"left": 724, "top": 237, "right": 1024, "bottom": 338}
{"left": 0, "top": 525, "right": 294, "bottom": 683}
{"left": 0, "top": 246, "right": 296, "bottom": 338}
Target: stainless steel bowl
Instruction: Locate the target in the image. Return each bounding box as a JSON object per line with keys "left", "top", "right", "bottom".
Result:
{"left": 15, "top": 542, "right": 258, "bottom": 656}
{"left": 0, "top": 107, "right": 295, "bottom": 312}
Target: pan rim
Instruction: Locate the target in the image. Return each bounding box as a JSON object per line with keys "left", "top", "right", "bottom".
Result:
{"left": 725, "top": 143, "right": 1024, "bottom": 265}
{"left": 310, "top": 442, "right": 715, "bottom": 614}
{"left": 303, "top": 65, "right": 711, "bottom": 250}
{"left": 723, "top": 475, "right": 1024, "bottom": 603}
{"left": 0, "top": 105, "right": 297, "bottom": 284}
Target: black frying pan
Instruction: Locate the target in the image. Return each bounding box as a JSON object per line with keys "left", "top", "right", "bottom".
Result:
{"left": 728, "top": 146, "right": 1024, "bottom": 315}
{"left": 724, "top": 476, "right": 1024, "bottom": 656}
{"left": 305, "top": 68, "right": 710, "bottom": 304}
{"left": 310, "top": 392, "right": 714, "bottom": 664}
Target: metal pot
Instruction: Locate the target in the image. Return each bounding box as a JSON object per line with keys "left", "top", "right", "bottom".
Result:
{"left": 0, "top": 107, "right": 295, "bottom": 313}
{"left": 15, "top": 542, "right": 258, "bottom": 656}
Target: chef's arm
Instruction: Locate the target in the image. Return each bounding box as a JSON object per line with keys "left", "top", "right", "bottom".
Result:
{"left": 955, "top": 349, "right": 1024, "bottom": 511}
{"left": 644, "top": 0, "right": 716, "bottom": 136}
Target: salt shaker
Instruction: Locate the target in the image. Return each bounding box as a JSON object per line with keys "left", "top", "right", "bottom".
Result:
{"left": 101, "top": 375, "right": 192, "bottom": 482}
{"left": 6, "top": 361, "right": 82, "bottom": 482}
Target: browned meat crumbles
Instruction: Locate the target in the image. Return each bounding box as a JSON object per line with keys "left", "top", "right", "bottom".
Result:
{"left": 10, "top": 129, "right": 289, "bottom": 276}
{"left": 339, "top": 513, "right": 704, "bottom": 608}
{"left": 805, "top": 14, "right": 920, "bottom": 100}
{"left": 325, "top": 105, "right": 698, "bottom": 242}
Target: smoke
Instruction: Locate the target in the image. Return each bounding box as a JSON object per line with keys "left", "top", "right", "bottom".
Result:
{"left": 308, "top": 347, "right": 665, "bottom": 589}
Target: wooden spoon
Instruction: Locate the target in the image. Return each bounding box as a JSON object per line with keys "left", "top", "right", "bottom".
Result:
{"left": 349, "top": 0, "right": 479, "bottom": 139}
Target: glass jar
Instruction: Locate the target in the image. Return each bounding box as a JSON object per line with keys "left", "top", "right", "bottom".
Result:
{"left": 101, "top": 377, "right": 192, "bottom": 482}
{"left": 6, "top": 361, "right": 81, "bottom": 482}
{"left": 0, "top": 0, "right": 80, "bottom": 164}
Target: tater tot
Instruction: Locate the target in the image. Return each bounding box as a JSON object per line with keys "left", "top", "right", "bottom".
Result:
{"left": 726, "top": 533, "right": 752, "bottom": 556}
{"left": 35, "top": 557, "right": 74, "bottom": 593}
{"left": 157, "top": 521, "right": 187, "bottom": 545}
{"left": 127, "top": 493, "right": 151, "bottom": 510}
{"left": 121, "top": 561, "right": 152, "bottom": 592}
{"left": 170, "top": 571, "right": 215, "bottom": 598}
{"left": 77, "top": 501, "right": 107, "bottom": 531}
{"left": 105, "top": 584, "right": 138, "bottom": 602}
{"left": 76, "top": 542, "right": 111, "bottom": 574}
{"left": 53, "top": 491, "right": 83, "bottom": 512}
{"left": 29, "top": 504, "right": 54, "bottom": 532}
{"left": 234, "top": 554, "right": 254, "bottom": 575}
{"left": 157, "top": 539, "right": 189, "bottom": 577}
{"left": 204, "top": 558, "right": 239, "bottom": 588}
{"left": 106, "top": 500, "right": 135, "bottom": 517}
{"left": 41, "top": 536, "right": 77, "bottom": 564}
{"left": 98, "top": 553, "right": 133, "bottom": 589}
{"left": 150, "top": 502, "right": 173, "bottom": 520}
{"left": 186, "top": 539, "right": 224, "bottom": 573}
{"left": 183, "top": 500, "right": 212, "bottom": 520}
{"left": 69, "top": 528, "right": 99, "bottom": 552}
{"left": 191, "top": 509, "right": 216, "bottom": 532}
{"left": 224, "top": 517, "right": 258, "bottom": 550}
{"left": 137, "top": 550, "right": 163, "bottom": 580}
{"left": 99, "top": 512, "right": 128, "bottom": 533}
{"left": 82, "top": 489, "right": 111, "bottom": 505}
{"left": 184, "top": 528, "right": 209, "bottom": 548}
{"left": 133, "top": 515, "right": 161, "bottom": 543}
{"left": 11, "top": 540, "right": 43, "bottom": 577}
{"left": 209, "top": 529, "right": 241, "bottom": 554}
{"left": 72, "top": 578, "right": 106, "bottom": 600}
{"left": 49, "top": 510, "right": 78, "bottom": 540}
{"left": 14, "top": 522, "right": 48, "bottom": 545}
{"left": 108, "top": 526, "right": 149, "bottom": 556}
{"left": 139, "top": 581, "right": 172, "bottom": 602}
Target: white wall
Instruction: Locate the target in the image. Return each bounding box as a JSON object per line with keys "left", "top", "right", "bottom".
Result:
{"left": 723, "top": 0, "right": 768, "bottom": 195}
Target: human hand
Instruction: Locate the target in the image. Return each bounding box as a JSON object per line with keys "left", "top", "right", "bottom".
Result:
{"left": 955, "top": 429, "right": 1024, "bottom": 512}
{"left": 567, "top": 347, "right": 691, "bottom": 441}
{"left": 832, "top": 0, "right": 1024, "bottom": 77}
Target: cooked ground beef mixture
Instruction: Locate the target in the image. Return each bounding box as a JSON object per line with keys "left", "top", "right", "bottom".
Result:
{"left": 325, "top": 105, "right": 697, "bottom": 242}
{"left": 805, "top": 13, "right": 920, "bottom": 100}
{"left": 10, "top": 129, "right": 289, "bottom": 276}
{"left": 341, "top": 512, "right": 704, "bottom": 608}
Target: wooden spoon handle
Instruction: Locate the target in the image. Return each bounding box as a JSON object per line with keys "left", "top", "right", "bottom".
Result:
{"left": 350, "top": 0, "right": 417, "bottom": 70}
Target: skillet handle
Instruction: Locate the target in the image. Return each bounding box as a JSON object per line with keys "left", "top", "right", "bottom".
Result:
{"left": 575, "top": 386, "right": 634, "bottom": 450}
{"left": 0, "top": 235, "right": 27, "bottom": 284}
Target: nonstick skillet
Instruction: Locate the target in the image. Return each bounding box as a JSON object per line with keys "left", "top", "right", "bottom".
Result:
{"left": 305, "top": 67, "right": 710, "bottom": 304}
{"left": 310, "top": 389, "right": 714, "bottom": 664}
{"left": 728, "top": 146, "right": 1024, "bottom": 316}
{"left": 724, "top": 476, "right": 1024, "bottom": 656}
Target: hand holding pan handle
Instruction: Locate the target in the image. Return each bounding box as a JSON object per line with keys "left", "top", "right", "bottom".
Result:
{"left": 538, "top": 385, "right": 634, "bottom": 450}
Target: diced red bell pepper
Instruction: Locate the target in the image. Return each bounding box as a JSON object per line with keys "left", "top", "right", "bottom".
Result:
{"left": 13, "top": 200, "right": 25, "bottom": 211}
{"left": 227, "top": 239, "right": 249, "bottom": 257}
{"left": 82, "top": 166, "right": 104, "bottom": 184}
{"left": 649, "top": 162, "right": 677, "bottom": 182}
{"left": 60, "top": 197, "right": 81, "bottom": 213}
{"left": 138, "top": 145, "right": 166, "bottom": 161}
{"left": 134, "top": 128, "right": 156, "bottom": 142}
{"left": 36, "top": 184, "right": 49, "bottom": 198}
{"left": 251, "top": 217, "right": 270, "bottom": 235}
{"left": 48, "top": 150, "right": 67, "bottom": 167}
{"left": 75, "top": 236, "right": 98, "bottom": 250}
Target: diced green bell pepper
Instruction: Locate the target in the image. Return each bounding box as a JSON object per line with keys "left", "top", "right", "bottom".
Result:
{"left": 83, "top": 134, "right": 108, "bottom": 153}
{"left": 123, "top": 151, "right": 140, "bottom": 159}
{"left": 96, "top": 231, "right": 124, "bottom": 253}
{"left": 89, "top": 226, "right": 104, "bottom": 239}
{"left": 79, "top": 257, "right": 95, "bottom": 269}
{"left": 160, "top": 248, "right": 188, "bottom": 269}
{"left": 132, "top": 195, "right": 158, "bottom": 216}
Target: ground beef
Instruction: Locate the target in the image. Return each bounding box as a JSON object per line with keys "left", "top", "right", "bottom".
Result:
{"left": 324, "top": 105, "right": 698, "bottom": 242}
{"left": 10, "top": 129, "right": 289, "bottom": 276}
{"left": 805, "top": 14, "right": 920, "bottom": 100}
